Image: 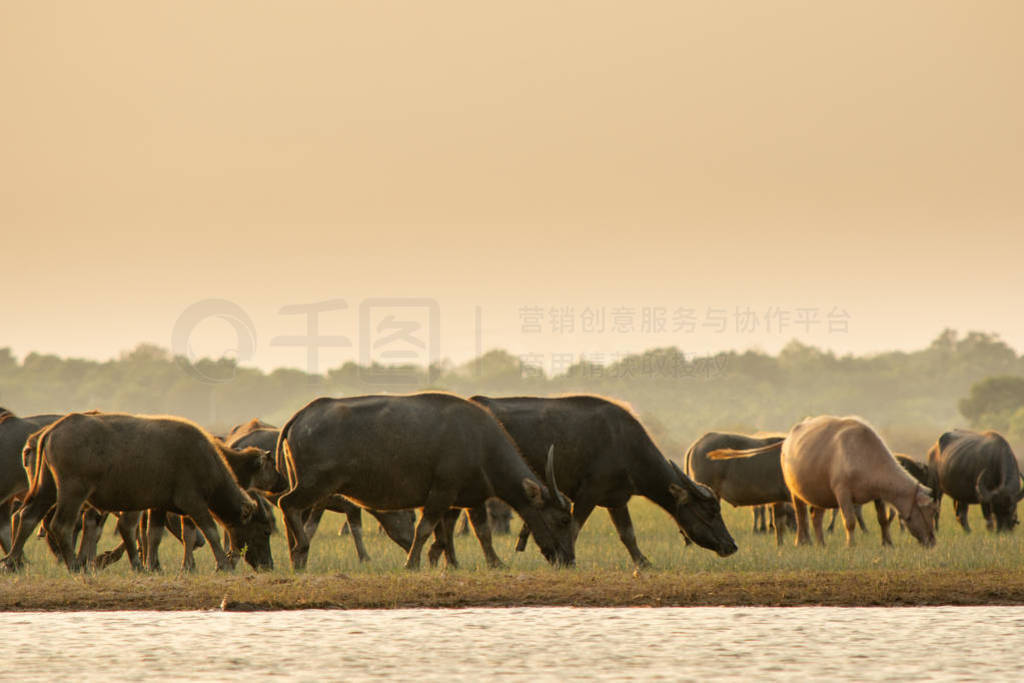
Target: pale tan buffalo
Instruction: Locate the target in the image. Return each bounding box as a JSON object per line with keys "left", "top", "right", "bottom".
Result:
{"left": 781, "top": 415, "right": 936, "bottom": 547}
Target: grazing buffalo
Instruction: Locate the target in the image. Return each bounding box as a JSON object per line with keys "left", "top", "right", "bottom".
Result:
{"left": 2, "top": 412, "right": 273, "bottom": 572}
{"left": 276, "top": 393, "right": 575, "bottom": 570}
{"left": 0, "top": 409, "right": 61, "bottom": 552}
{"left": 469, "top": 395, "right": 737, "bottom": 566}
{"left": 780, "top": 416, "right": 936, "bottom": 547}
{"left": 823, "top": 454, "right": 934, "bottom": 536}
{"left": 95, "top": 436, "right": 283, "bottom": 571}
{"left": 687, "top": 431, "right": 791, "bottom": 545}
{"left": 928, "top": 429, "right": 1024, "bottom": 532}
{"left": 226, "top": 422, "right": 415, "bottom": 561}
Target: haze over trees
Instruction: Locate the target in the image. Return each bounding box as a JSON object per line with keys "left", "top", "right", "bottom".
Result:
{"left": 1, "top": 329, "right": 1022, "bottom": 461}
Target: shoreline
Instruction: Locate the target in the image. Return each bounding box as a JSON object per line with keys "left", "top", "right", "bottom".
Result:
{"left": 2, "top": 569, "right": 1024, "bottom": 611}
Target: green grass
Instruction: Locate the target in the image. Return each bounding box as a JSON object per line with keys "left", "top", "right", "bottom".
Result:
{"left": 16, "top": 496, "right": 1024, "bottom": 578}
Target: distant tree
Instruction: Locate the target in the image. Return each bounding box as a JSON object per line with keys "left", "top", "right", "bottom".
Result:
{"left": 959, "top": 376, "right": 1024, "bottom": 428}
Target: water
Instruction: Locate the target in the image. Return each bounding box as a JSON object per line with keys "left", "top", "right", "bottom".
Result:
{"left": 2, "top": 606, "right": 1022, "bottom": 680}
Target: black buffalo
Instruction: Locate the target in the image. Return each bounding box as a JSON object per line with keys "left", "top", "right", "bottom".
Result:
{"left": 469, "top": 395, "right": 737, "bottom": 567}
{"left": 276, "top": 393, "right": 575, "bottom": 570}
{"left": 0, "top": 409, "right": 61, "bottom": 553}
{"left": 685, "top": 431, "right": 791, "bottom": 545}
{"left": 928, "top": 429, "right": 1024, "bottom": 532}
{"left": 226, "top": 422, "right": 415, "bottom": 561}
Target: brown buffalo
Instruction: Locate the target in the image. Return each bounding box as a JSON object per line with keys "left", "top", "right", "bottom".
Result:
{"left": 780, "top": 416, "right": 936, "bottom": 547}
{"left": 2, "top": 412, "right": 272, "bottom": 572}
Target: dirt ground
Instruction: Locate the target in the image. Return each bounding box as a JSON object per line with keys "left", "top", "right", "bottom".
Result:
{"left": 3, "top": 568, "right": 1024, "bottom": 611}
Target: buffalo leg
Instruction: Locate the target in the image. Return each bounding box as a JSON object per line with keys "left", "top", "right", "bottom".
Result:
{"left": 187, "top": 508, "right": 233, "bottom": 571}
{"left": 792, "top": 497, "right": 812, "bottom": 546}
{"left": 279, "top": 482, "right": 330, "bottom": 570}
{"left": 752, "top": 506, "right": 766, "bottom": 534}
{"left": 954, "top": 500, "right": 971, "bottom": 533}
{"left": 570, "top": 500, "right": 596, "bottom": 544}
{"left": 2, "top": 470, "right": 57, "bottom": 570}
{"left": 875, "top": 500, "right": 893, "bottom": 547}
{"left": 811, "top": 507, "right": 827, "bottom": 546}
{"left": 301, "top": 505, "right": 327, "bottom": 542}
{"left": 428, "top": 509, "right": 461, "bottom": 568}
{"left": 515, "top": 522, "right": 531, "bottom": 552}
{"left": 982, "top": 503, "right": 994, "bottom": 532}
{"left": 0, "top": 499, "right": 14, "bottom": 554}
{"left": 180, "top": 517, "right": 198, "bottom": 572}
{"left": 94, "top": 512, "right": 141, "bottom": 570}
{"left": 145, "top": 510, "right": 165, "bottom": 571}
{"left": 77, "top": 509, "right": 106, "bottom": 568}
{"left": 343, "top": 508, "right": 370, "bottom": 562}
{"left": 827, "top": 508, "right": 837, "bottom": 533}
{"left": 48, "top": 486, "right": 90, "bottom": 572}
{"left": 771, "top": 502, "right": 788, "bottom": 546}
{"left": 836, "top": 497, "right": 858, "bottom": 547}
{"left": 607, "top": 504, "right": 651, "bottom": 568}
{"left": 405, "top": 493, "right": 453, "bottom": 570}
{"left": 855, "top": 505, "right": 868, "bottom": 532}
{"left": 467, "top": 505, "right": 504, "bottom": 569}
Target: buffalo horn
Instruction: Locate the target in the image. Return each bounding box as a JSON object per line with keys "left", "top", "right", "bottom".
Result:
{"left": 545, "top": 445, "right": 569, "bottom": 510}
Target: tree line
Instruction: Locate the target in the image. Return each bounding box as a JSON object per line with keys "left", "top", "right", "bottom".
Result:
{"left": 2, "top": 328, "right": 1022, "bottom": 460}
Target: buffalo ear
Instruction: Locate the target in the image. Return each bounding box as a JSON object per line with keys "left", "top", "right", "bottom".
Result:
{"left": 669, "top": 483, "right": 690, "bottom": 504}
{"left": 522, "top": 478, "right": 544, "bottom": 507}
{"left": 917, "top": 488, "right": 934, "bottom": 507}
{"left": 240, "top": 497, "right": 257, "bottom": 524}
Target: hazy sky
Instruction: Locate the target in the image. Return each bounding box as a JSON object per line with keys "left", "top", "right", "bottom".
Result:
{"left": 2, "top": 2, "right": 1022, "bottom": 374}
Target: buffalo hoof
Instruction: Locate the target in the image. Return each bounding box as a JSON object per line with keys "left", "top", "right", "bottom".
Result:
{"left": 289, "top": 558, "right": 308, "bottom": 572}
{"left": 95, "top": 550, "right": 122, "bottom": 570}
{"left": 0, "top": 557, "right": 24, "bottom": 573}
{"left": 634, "top": 556, "right": 652, "bottom": 569}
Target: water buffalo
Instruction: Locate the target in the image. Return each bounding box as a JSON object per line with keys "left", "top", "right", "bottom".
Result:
{"left": 469, "top": 395, "right": 737, "bottom": 567}
{"left": 780, "top": 415, "right": 936, "bottom": 547}
{"left": 226, "top": 422, "right": 415, "bottom": 561}
{"left": 94, "top": 436, "right": 283, "bottom": 571}
{"left": 2, "top": 412, "right": 273, "bottom": 572}
{"left": 686, "top": 431, "right": 791, "bottom": 545}
{"left": 823, "top": 455, "right": 935, "bottom": 535}
{"left": 928, "top": 429, "right": 1024, "bottom": 533}
{"left": 276, "top": 393, "right": 575, "bottom": 570}
{"left": 0, "top": 409, "right": 61, "bottom": 552}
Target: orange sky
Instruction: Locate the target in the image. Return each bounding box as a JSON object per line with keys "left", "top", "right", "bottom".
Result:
{"left": 2, "top": 2, "right": 1022, "bottom": 374}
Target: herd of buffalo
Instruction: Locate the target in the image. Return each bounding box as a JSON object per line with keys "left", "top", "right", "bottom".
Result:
{"left": 0, "top": 392, "right": 1021, "bottom": 574}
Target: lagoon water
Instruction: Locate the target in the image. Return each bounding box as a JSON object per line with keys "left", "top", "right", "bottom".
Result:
{"left": 3, "top": 606, "right": 1022, "bottom": 680}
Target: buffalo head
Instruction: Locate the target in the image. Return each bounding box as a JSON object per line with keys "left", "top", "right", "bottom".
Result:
{"left": 669, "top": 461, "right": 738, "bottom": 557}
{"left": 250, "top": 447, "right": 289, "bottom": 493}
{"left": 520, "top": 445, "right": 575, "bottom": 567}
{"left": 975, "top": 470, "right": 1023, "bottom": 532}
{"left": 226, "top": 493, "right": 275, "bottom": 570}
{"left": 902, "top": 485, "right": 938, "bottom": 546}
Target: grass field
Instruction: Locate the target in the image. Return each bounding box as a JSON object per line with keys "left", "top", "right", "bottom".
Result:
{"left": 2, "top": 496, "right": 1023, "bottom": 610}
